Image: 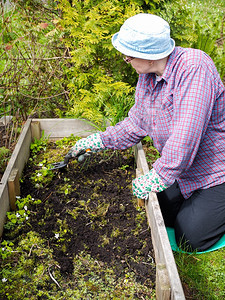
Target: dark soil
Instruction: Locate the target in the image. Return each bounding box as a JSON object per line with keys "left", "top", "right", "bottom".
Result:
{"left": 6, "top": 144, "right": 156, "bottom": 297}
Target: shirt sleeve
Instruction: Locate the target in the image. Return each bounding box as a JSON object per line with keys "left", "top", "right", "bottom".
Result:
{"left": 153, "top": 63, "right": 215, "bottom": 186}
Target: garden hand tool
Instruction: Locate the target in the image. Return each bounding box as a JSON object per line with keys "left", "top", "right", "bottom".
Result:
{"left": 69, "top": 133, "right": 106, "bottom": 157}
{"left": 50, "top": 133, "right": 105, "bottom": 171}
{"left": 50, "top": 148, "right": 91, "bottom": 171}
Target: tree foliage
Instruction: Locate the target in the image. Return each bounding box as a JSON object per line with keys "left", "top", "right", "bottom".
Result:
{"left": 160, "top": 0, "right": 225, "bottom": 78}
{"left": 57, "top": 0, "right": 142, "bottom": 124}
{"left": 0, "top": 0, "right": 224, "bottom": 129}
{"left": 0, "top": 0, "right": 70, "bottom": 120}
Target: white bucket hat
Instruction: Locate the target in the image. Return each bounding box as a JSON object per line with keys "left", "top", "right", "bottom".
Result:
{"left": 112, "top": 13, "right": 175, "bottom": 60}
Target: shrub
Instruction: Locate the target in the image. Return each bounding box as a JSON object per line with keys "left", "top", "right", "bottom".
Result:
{"left": 0, "top": 0, "right": 70, "bottom": 119}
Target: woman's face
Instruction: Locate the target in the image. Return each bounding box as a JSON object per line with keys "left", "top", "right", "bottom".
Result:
{"left": 128, "top": 57, "right": 154, "bottom": 74}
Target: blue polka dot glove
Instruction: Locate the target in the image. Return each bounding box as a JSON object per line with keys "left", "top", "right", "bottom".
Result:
{"left": 132, "top": 168, "right": 169, "bottom": 200}
{"left": 69, "top": 133, "right": 106, "bottom": 158}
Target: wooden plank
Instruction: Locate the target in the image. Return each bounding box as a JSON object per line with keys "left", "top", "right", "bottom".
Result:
{"left": 134, "top": 142, "right": 185, "bottom": 300}
{"left": 1, "top": 119, "right": 32, "bottom": 181}
{"left": 134, "top": 142, "right": 149, "bottom": 174}
{"left": 31, "top": 120, "right": 41, "bottom": 140}
{"left": 0, "top": 119, "right": 32, "bottom": 236}
{"left": 0, "top": 184, "right": 10, "bottom": 237}
{"left": 32, "top": 118, "right": 98, "bottom": 139}
{"left": 146, "top": 194, "right": 185, "bottom": 299}
{"left": 8, "top": 168, "right": 20, "bottom": 211}
{"left": 156, "top": 264, "right": 171, "bottom": 300}
{"left": 136, "top": 168, "right": 145, "bottom": 207}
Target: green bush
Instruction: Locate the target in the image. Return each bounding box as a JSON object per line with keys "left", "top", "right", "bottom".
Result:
{"left": 160, "top": 0, "right": 225, "bottom": 79}
{"left": 0, "top": 147, "right": 10, "bottom": 174}
{"left": 57, "top": 0, "right": 139, "bottom": 124}
{"left": 57, "top": 0, "right": 176, "bottom": 125}
{"left": 0, "top": 0, "right": 70, "bottom": 119}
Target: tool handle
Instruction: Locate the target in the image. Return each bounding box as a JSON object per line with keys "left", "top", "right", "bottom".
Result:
{"left": 77, "top": 148, "right": 92, "bottom": 162}
{"left": 64, "top": 148, "right": 92, "bottom": 164}
{"left": 64, "top": 151, "right": 73, "bottom": 164}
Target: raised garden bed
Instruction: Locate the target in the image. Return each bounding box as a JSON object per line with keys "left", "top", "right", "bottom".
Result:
{"left": 0, "top": 119, "right": 185, "bottom": 299}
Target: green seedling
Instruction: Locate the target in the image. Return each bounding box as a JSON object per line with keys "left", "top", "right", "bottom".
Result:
{"left": 119, "top": 164, "right": 129, "bottom": 171}
{"left": 4, "top": 195, "right": 41, "bottom": 231}
{"left": 29, "top": 133, "right": 49, "bottom": 160}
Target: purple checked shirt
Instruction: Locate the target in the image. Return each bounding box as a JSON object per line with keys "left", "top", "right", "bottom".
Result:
{"left": 100, "top": 47, "right": 225, "bottom": 199}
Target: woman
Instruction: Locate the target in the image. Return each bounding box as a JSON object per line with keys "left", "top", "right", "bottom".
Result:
{"left": 69, "top": 14, "right": 225, "bottom": 251}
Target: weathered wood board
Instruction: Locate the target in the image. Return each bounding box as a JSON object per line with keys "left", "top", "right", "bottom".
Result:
{"left": 134, "top": 142, "right": 185, "bottom": 299}
{"left": 32, "top": 118, "right": 98, "bottom": 139}
{"left": 0, "top": 119, "right": 32, "bottom": 236}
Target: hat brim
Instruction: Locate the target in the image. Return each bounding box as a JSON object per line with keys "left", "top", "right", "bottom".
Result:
{"left": 112, "top": 32, "right": 175, "bottom": 60}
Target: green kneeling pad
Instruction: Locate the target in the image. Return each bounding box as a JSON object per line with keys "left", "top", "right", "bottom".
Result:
{"left": 166, "top": 227, "right": 225, "bottom": 254}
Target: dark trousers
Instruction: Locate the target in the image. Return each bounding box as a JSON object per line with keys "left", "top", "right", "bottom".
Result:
{"left": 157, "top": 182, "right": 225, "bottom": 251}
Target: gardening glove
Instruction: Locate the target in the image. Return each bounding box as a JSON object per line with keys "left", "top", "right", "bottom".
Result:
{"left": 68, "top": 133, "right": 106, "bottom": 160}
{"left": 132, "top": 168, "right": 169, "bottom": 200}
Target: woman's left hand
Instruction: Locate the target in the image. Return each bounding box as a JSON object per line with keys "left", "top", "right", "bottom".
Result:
{"left": 132, "top": 168, "right": 168, "bottom": 200}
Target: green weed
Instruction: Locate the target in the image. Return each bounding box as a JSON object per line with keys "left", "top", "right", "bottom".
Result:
{"left": 0, "top": 147, "right": 11, "bottom": 173}
{"left": 4, "top": 195, "right": 41, "bottom": 231}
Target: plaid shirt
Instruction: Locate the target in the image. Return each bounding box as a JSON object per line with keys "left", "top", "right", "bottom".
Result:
{"left": 100, "top": 47, "right": 225, "bottom": 198}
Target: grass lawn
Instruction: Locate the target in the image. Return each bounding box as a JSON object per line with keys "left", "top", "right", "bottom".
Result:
{"left": 174, "top": 248, "right": 225, "bottom": 299}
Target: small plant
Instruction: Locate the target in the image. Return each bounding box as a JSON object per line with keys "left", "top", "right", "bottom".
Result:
{"left": 0, "top": 147, "right": 11, "bottom": 173}
{"left": 0, "top": 240, "right": 14, "bottom": 260}
{"left": 4, "top": 195, "right": 41, "bottom": 231}
{"left": 55, "top": 134, "right": 80, "bottom": 148}
{"left": 30, "top": 165, "right": 54, "bottom": 188}
{"left": 0, "top": 231, "right": 59, "bottom": 300}
{"left": 29, "top": 133, "right": 49, "bottom": 160}
{"left": 119, "top": 164, "right": 129, "bottom": 171}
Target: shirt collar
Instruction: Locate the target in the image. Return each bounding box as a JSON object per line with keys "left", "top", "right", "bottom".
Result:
{"left": 160, "top": 47, "right": 182, "bottom": 83}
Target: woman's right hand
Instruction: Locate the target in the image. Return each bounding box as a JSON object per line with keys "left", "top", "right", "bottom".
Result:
{"left": 69, "top": 133, "right": 106, "bottom": 158}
